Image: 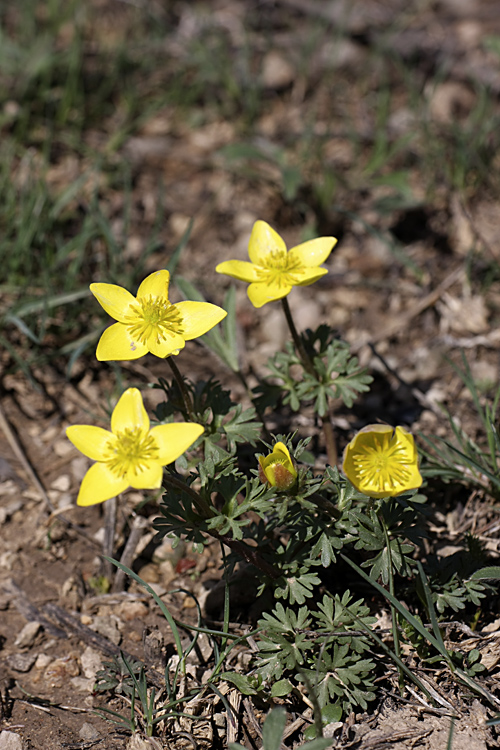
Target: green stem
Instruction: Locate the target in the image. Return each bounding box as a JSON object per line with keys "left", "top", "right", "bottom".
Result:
{"left": 281, "top": 297, "right": 315, "bottom": 376}
{"left": 166, "top": 357, "right": 196, "bottom": 422}
{"left": 281, "top": 297, "right": 338, "bottom": 466}
{"left": 380, "top": 507, "right": 404, "bottom": 695}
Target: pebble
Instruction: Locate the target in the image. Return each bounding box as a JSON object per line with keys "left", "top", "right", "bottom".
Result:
{"left": 50, "top": 474, "right": 70, "bottom": 492}
{"left": 80, "top": 646, "right": 102, "bottom": 679}
{"left": 0, "top": 731, "right": 24, "bottom": 750}
{"left": 34, "top": 653, "right": 53, "bottom": 669}
{"left": 118, "top": 600, "right": 149, "bottom": 621}
{"left": 71, "top": 676, "right": 95, "bottom": 693}
{"left": 44, "top": 653, "right": 80, "bottom": 687}
{"left": 79, "top": 723, "right": 100, "bottom": 741}
{"left": 90, "top": 615, "right": 122, "bottom": 645}
{"left": 14, "top": 621, "right": 41, "bottom": 649}
{"left": 6, "top": 653, "right": 37, "bottom": 672}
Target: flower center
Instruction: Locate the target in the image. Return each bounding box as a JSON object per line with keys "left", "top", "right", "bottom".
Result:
{"left": 124, "top": 295, "right": 184, "bottom": 345}
{"left": 104, "top": 427, "right": 159, "bottom": 478}
{"left": 353, "top": 435, "right": 412, "bottom": 493}
{"left": 256, "top": 250, "right": 302, "bottom": 288}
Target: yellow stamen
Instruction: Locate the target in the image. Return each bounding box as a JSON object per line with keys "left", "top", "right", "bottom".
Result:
{"left": 104, "top": 427, "right": 159, "bottom": 478}
{"left": 124, "top": 295, "right": 184, "bottom": 346}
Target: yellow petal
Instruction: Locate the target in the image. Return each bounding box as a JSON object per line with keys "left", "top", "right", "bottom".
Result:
{"left": 128, "top": 462, "right": 163, "bottom": 490}
{"left": 288, "top": 237, "right": 337, "bottom": 268}
{"left": 148, "top": 331, "right": 186, "bottom": 358}
{"left": 272, "top": 442, "right": 293, "bottom": 464}
{"left": 247, "top": 280, "right": 292, "bottom": 308}
{"left": 248, "top": 220, "right": 287, "bottom": 265}
{"left": 175, "top": 301, "right": 227, "bottom": 340}
{"left": 77, "top": 462, "right": 129, "bottom": 506}
{"left": 137, "top": 270, "right": 170, "bottom": 301}
{"left": 96, "top": 322, "right": 148, "bottom": 361}
{"left": 150, "top": 422, "right": 204, "bottom": 464}
{"left": 66, "top": 425, "right": 115, "bottom": 461}
{"left": 111, "top": 388, "right": 149, "bottom": 435}
{"left": 90, "top": 283, "right": 137, "bottom": 323}
{"left": 215, "top": 260, "right": 261, "bottom": 282}
{"left": 290, "top": 267, "right": 328, "bottom": 287}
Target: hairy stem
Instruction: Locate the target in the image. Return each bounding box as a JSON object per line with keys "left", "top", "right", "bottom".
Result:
{"left": 166, "top": 357, "right": 196, "bottom": 422}
{"left": 281, "top": 297, "right": 338, "bottom": 466}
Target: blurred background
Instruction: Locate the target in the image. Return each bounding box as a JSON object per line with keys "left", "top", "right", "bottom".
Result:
{"left": 1, "top": 0, "right": 500, "bottom": 384}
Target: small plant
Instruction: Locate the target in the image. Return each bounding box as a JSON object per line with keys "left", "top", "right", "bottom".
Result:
{"left": 66, "top": 219, "right": 496, "bottom": 745}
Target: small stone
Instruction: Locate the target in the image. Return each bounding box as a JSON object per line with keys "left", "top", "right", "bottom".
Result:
{"left": 7, "top": 653, "right": 37, "bottom": 672}
{"left": 91, "top": 615, "right": 122, "bottom": 645}
{"left": 44, "top": 653, "right": 80, "bottom": 687}
{"left": 80, "top": 646, "right": 102, "bottom": 679}
{"left": 15, "top": 621, "right": 41, "bottom": 649}
{"left": 118, "top": 600, "right": 149, "bottom": 621}
{"left": 80, "top": 614, "right": 93, "bottom": 626}
{"left": 71, "top": 676, "right": 95, "bottom": 693}
{"left": 262, "top": 50, "right": 295, "bottom": 89}
{"left": 0, "top": 730, "right": 24, "bottom": 750}
{"left": 34, "top": 653, "right": 53, "bottom": 669}
{"left": 54, "top": 439, "right": 74, "bottom": 457}
{"left": 50, "top": 474, "right": 70, "bottom": 492}
{"left": 137, "top": 563, "right": 159, "bottom": 584}
{"left": 79, "top": 723, "right": 100, "bottom": 741}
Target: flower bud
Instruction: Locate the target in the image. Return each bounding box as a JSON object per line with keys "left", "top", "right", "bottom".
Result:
{"left": 258, "top": 442, "right": 297, "bottom": 490}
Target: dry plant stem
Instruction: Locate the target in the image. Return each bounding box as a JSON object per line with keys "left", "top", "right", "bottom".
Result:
{"left": 112, "top": 515, "right": 149, "bottom": 592}
{"left": 166, "top": 356, "right": 196, "bottom": 421}
{"left": 281, "top": 297, "right": 338, "bottom": 466}
{"left": 101, "top": 496, "right": 117, "bottom": 582}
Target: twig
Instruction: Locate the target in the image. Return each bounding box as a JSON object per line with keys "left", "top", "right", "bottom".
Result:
{"left": 2, "top": 579, "right": 68, "bottom": 639}
{"left": 101, "top": 496, "right": 117, "bottom": 582}
{"left": 0, "top": 399, "right": 100, "bottom": 548}
{"left": 112, "top": 514, "right": 149, "bottom": 592}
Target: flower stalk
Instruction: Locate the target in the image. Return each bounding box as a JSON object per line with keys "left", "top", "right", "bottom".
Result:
{"left": 281, "top": 297, "right": 338, "bottom": 466}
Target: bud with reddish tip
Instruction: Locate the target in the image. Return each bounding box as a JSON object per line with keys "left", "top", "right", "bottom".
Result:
{"left": 258, "top": 442, "right": 297, "bottom": 490}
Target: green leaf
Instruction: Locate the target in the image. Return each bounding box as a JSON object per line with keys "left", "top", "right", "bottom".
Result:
{"left": 270, "top": 678, "right": 294, "bottom": 697}
{"left": 469, "top": 566, "right": 500, "bottom": 580}
{"left": 262, "top": 708, "right": 287, "bottom": 750}
{"left": 218, "top": 672, "right": 258, "bottom": 695}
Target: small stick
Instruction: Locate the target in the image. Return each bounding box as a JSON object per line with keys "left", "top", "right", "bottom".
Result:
{"left": 101, "top": 496, "right": 117, "bottom": 582}
{"left": 112, "top": 515, "right": 149, "bottom": 592}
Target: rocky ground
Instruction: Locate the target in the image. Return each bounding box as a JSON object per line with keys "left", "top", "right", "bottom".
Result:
{"left": 2, "top": 0, "right": 500, "bottom": 748}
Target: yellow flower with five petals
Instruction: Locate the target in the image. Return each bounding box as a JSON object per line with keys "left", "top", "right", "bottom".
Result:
{"left": 90, "top": 270, "right": 227, "bottom": 361}
{"left": 216, "top": 220, "right": 337, "bottom": 308}
{"left": 342, "top": 425, "right": 422, "bottom": 499}
{"left": 66, "top": 388, "right": 204, "bottom": 506}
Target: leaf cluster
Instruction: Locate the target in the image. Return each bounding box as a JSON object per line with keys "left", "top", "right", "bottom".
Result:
{"left": 255, "top": 593, "right": 376, "bottom": 717}
{"left": 256, "top": 325, "right": 372, "bottom": 416}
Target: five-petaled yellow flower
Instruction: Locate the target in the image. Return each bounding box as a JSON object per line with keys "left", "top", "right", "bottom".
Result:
{"left": 90, "top": 270, "right": 227, "bottom": 361}
{"left": 216, "top": 220, "right": 337, "bottom": 308}
{"left": 342, "top": 425, "right": 422, "bottom": 499}
{"left": 258, "top": 441, "right": 297, "bottom": 490}
{"left": 66, "top": 388, "right": 204, "bottom": 506}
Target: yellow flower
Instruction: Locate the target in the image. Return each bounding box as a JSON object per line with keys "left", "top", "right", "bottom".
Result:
{"left": 342, "top": 425, "right": 422, "bottom": 499}
{"left": 90, "top": 270, "right": 227, "bottom": 361}
{"left": 258, "top": 442, "right": 297, "bottom": 490}
{"left": 216, "top": 220, "right": 337, "bottom": 308}
{"left": 66, "top": 388, "right": 204, "bottom": 506}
